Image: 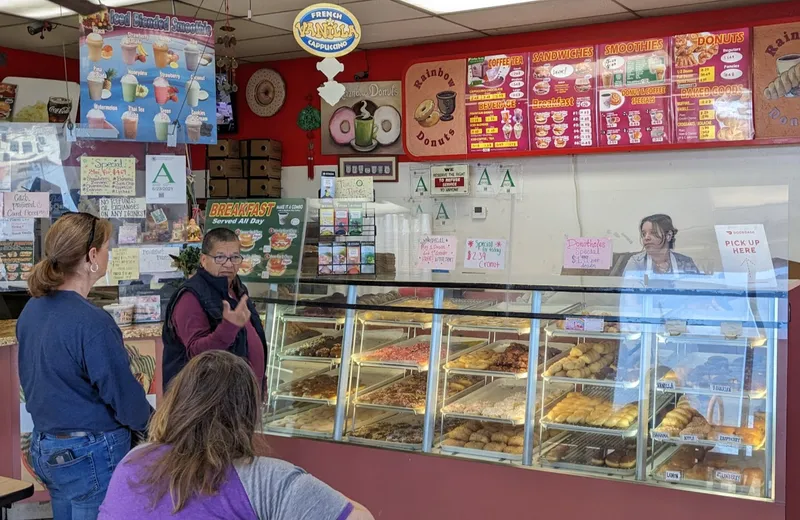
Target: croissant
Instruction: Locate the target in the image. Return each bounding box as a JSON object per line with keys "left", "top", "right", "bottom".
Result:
{"left": 579, "top": 350, "right": 601, "bottom": 364}
{"left": 764, "top": 62, "right": 800, "bottom": 99}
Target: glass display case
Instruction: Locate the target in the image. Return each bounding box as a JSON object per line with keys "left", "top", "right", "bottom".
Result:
{"left": 260, "top": 276, "right": 787, "bottom": 501}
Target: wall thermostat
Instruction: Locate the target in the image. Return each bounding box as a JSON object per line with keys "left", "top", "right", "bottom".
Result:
{"left": 472, "top": 206, "right": 487, "bottom": 220}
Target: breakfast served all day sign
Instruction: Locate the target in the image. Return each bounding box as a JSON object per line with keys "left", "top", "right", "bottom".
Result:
{"left": 204, "top": 199, "right": 307, "bottom": 283}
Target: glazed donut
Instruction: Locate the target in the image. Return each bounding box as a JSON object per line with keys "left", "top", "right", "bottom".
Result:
{"left": 374, "top": 105, "right": 401, "bottom": 145}
{"left": 414, "top": 99, "right": 435, "bottom": 122}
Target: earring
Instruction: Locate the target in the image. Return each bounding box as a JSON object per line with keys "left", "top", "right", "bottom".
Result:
{"left": 90, "top": 263, "right": 99, "bottom": 273}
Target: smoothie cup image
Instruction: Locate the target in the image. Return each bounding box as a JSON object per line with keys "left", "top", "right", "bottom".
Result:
{"left": 121, "top": 36, "right": 138, "bottom": 65}
{"left": 87, "top": 70, "right": 105, "bottom": 101}
{"left": 121, "top": 74, "right": 138, "bottom": 103}
{"left": 154, "top": 112, "right": 170, "bottom": 141}
{"left": 503, "top": 123, "right": 512, "bottom": 140}
{"left": 122, "top": 110, "right": 138, "bottom": 139}
{"left": 185, "top": 114, "right": 202, "bottom": 142}
{"left": 185, "top": 79, "right": 200, "bottom": 107}
{"left": 87, "top": 108, "right": 113, "bottom": 130}
{"left": 154, "top": 77, "right": 170, "bottom": 105}
{"left": 152, "top": 36, "right": 170, "bottom": 68}
{"left": 513, "top": 122, "right": 523, "bottom": 139}
{"left": 86, "top": 32, "right": 103, "bottom": 62}
{"left": 184, "top": 40, "right": 201, "bottom": 71}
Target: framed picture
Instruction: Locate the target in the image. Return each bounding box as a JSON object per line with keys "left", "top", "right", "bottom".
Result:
{"left": 338, "top": 156, "right": 398, "bottom": 182}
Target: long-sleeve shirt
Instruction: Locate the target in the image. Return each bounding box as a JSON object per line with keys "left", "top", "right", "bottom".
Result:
{"left": 171, "top": 291, "right": 265, "bottom": 388}
{"left": 17, "top": 290, "right": 152, "bottom": 433}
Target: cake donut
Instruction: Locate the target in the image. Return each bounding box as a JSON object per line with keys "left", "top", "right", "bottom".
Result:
{"left": 329, "top": 106, "right": 356, "bottom": 145}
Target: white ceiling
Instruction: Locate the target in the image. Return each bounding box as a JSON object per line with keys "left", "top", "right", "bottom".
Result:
{"left": 0, "top": 0, "right": 791, "bottom": 63}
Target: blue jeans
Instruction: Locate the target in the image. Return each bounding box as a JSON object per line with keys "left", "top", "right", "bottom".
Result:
{"left": 29, "top": 428, "right": 131, "bottom": 520}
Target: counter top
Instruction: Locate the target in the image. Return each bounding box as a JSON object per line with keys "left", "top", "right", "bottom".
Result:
{"left": 0, "top": 320, "right": 163, "bottom": 347}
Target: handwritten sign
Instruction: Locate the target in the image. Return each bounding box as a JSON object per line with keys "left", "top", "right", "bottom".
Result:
{"left": 100, "top": 197, "right": 146, "bottom": 219}
{"left": 118, "top": 224, "right": 139, "bottom": 245}
{"left": 3, "top": 192, "right": 50, "bottom": 218}
{"left": 80, "top": 156, "right": 136, "bottom": 196}
{"left": 0, "top": 218, "right": 34, "bottom": 241}
{"left": 563, "top": 237, "right": 612, "bottom": 270}
{"left": 464, "top": 238, "right": 507, "bottom": 270}
{"left": 109, "top": 247, "right": 140, "bottom": 281}
{"left": 416, "top": 235, "right": 457, "bottom": 271}
{"left": 139, "top": 246, "right": 180, "bottom": 273}
{"left": 335, "top": 177, "right": 373, "bottom": 201}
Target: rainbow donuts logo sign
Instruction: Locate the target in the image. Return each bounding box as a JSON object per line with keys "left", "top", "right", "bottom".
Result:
{"left": 293, "top": 3, "right": 361, "bottom": 58}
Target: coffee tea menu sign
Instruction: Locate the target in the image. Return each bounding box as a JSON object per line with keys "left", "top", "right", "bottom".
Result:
{"left": 673, "top": 29, "right": 754, "bottom": 143}
{"left": 598, "top": 38, "right": 672, "bottom": 146}
{"left": 754, "top": 22, "right": 800, "bottom": 139}
{"left": 78, "top": 7, "right": 216, "bottom": 143}
{"left": 530, "top": 46, "right": 597, "bottom": 149}
{"left": 205, "top": 199, "right": 307, "bottom": 283}
{"left": 405, "top": 59, "right": 467, "bottom": 157}
{"left": 466, "top": 54, "right": 529, "bottom": 153}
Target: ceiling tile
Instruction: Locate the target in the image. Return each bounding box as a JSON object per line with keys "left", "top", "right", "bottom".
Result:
{"left": 359, "top": 30, "right": 482, "bottom": 49}
{"left": 360, "top": 17, "right": 470, "bottom": 44}
{"left": 253, "top": 0, "right": 428, "bottom": 31}
{"left": 180, "top": 0, "right": 360, "bottom": 18}
{"left": 615, "top": 0, "right": 701, "bottom": 9}
{"left": 444, "top": 0, "right": 626, "bottom": 31}
{"left": 214, "top": 18, "right": 288, "bottom": 39}
{"left": 483, "top": 12, "right": 637, "bottom": 35}
{"left": 0, "top": 14, "right": 29, "bottom": 27}
{"left": 0, "top": 23, "right": 80, "bottom": 49}
{"left": 227, "top": 34, "right": 299, "bottom": 57}
{"left": 241, "top": 50, "right": 311, "bottom": 62}
{"left": 634, "top": 0, "right": 792, "bottom": 16}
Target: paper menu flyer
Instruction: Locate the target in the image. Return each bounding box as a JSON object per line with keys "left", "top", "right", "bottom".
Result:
{"left": 598, "top": 38, "right": 672, "bottom": 146}
{"left": 466, "top": 53, "right": 530, "bottom": 153}
{"left": 530, "top": 46, "right": 597, "bottom": 150}
{"left": 672, "top": 29, "right": 754, "bottom": 143}
{"left": 78, "top": 7, "right": 216, "bottom": 144}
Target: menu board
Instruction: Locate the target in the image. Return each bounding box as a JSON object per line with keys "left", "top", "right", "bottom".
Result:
{"left": 753, "top": 22, "right": 800, "bottom": 140}
{"left": 0, "top": 241, "right": 34, "bottom": 283}
{"left": 78, "top": 7, "right": 216, "bottom": 144}
{"left": 673, "top": 29, "right": 754, "bottom": 143}
{"left": 466, "top": 54, "right": 529, "bottom": 152}
{"left": 204, "top": 199, "right": 307, "bottom": 283}
{"left": 530, "top": 46, "right": 597, "bottom": 150}
{"left": 598, "top": 38, "right": 672, "bottom": 146}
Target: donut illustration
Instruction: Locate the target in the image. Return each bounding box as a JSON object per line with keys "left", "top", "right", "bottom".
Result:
{"left": 329, "top": 106, "right": 356, "bottom": 145}
{"left": 374, "top": 105, "right": 401, "bottom": 145}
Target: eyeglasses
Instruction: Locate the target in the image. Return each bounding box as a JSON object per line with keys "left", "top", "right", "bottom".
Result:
{"left": 212, "top": 254, "right": 243, "bottom": 265}
{"left": 60, "top": 212, "right": 98, "bottom": 262}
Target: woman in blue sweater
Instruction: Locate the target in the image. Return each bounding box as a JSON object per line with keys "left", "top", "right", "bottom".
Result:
{"left": 17, "top": 213, "right": 153, "bottom": 520}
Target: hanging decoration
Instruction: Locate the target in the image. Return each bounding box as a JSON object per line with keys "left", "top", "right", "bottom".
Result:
{"left": 293, "top": 3, "right": 361, "bottom": 106}
{"left": 246, "top": 68, "right": 286, "bottom": 117}
{"left": 298, "top": 95, "right": 321, "bottom": 180}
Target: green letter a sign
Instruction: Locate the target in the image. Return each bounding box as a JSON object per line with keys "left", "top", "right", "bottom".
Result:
{"left": 153, "top": 163, "right": 175, "bottom": 184}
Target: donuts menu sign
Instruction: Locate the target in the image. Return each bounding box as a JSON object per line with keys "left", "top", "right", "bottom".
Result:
{"left": 673, "top": 29, "right": 754, "bottom": 143}
{"left": 598, "top": 38, "right": 672, "bottom": 146}
{"left": 466, "top": 54, "right": 529, "bottom": 153}
{"left": 530, "top": 46, "right": 597, "bottom": 150}
{"left": 78, "top": 7, "right": 216, "bottom": 144}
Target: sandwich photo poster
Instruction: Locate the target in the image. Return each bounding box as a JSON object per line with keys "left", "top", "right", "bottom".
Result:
{"left": 321, "top": 81, "right": 403, "bottom": 155}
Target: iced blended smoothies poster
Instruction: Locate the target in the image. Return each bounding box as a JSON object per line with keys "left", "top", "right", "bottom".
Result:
{"left": 466, "top": 54, "right": 529, "bottom": 152}
{"left": 598, "top": 38, "right": 672, "bottom": 147}
{"left": 672, "top": 29, "right": 754, "bottom": 143}
{"left": 529, "top": 46, "right": 597, "bottom": 150}
{"left": 78, "top": 8, "right": 216, "bottom": 144}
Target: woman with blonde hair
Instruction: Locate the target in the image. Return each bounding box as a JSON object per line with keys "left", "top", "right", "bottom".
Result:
{"left": 17, "top": 212, "right": 153, "bottom": 520}
{"left": 99, "top": 350, "right": 373, "bottom": 520}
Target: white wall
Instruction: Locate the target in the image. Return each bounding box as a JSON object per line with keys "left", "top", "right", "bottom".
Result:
{"left": 281, "top": 145, "right": 799, "bottom": 279}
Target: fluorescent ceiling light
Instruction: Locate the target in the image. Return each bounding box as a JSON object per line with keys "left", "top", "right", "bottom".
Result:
{"left": 0, "top": 0, "right": 153, "bottom": 21}
{"left": 398, "top": 0, "right": 540, "bottom": 14}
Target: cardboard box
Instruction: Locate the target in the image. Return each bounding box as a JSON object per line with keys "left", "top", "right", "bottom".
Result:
{"left": 248, "top": 139, "right": 282, "bottom": 160}
{"left": 268, "top": 178, "right": 281, "bottom": 197}
{"left": 208, "top": 179, "right": 228, "bottom": 197}
{"left": 209, "top": 159, "right": 243, "bottom": 178}
{"left": 207, "top": 139, "right": 239, "bottom": 158}
{"left": 228, "top": 178, "right": 248, "bottom": 198}
{"left": 248, "top": 158, "right": 282, "bottom": 178}
{"left": 249, "top": 179, "right": 270, "bottom": 197}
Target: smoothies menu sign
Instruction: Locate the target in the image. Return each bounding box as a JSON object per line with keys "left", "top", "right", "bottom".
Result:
{"left": 204, "top": 199, "right": 307, "bottom": 283}
{"left": 78, "top": 8, "right": 216, "bottom": 144}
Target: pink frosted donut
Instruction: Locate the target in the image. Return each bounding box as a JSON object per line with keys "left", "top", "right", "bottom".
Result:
{"left": 329, "top": 106, "right": 356, "bottom": 145}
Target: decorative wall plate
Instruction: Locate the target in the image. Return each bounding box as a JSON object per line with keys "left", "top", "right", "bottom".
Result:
{"left": 246, "top": 68, "right": 286, "bottom": 117}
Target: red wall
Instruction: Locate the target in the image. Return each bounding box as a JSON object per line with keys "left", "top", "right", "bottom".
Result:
{"left": 0, "top": 46, "right": 79, "bottom": 83}
{"left": 223, "top": 1, "right": 800, "bottom": 170}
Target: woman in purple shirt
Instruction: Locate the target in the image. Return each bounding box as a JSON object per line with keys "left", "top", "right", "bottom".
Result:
{"left": 99, "top": 351, "right": 373, "bottom": 520}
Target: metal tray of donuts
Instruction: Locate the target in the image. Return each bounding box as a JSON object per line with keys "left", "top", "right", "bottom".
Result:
{"left": 657, "top": 303, "right": 765, "bottom": 345}
{"left": 545, "top": 306, "right": 643, "bottom": 341}
{"left": 278, "top": 329, "right": 345, "bottom": 363}
{"left": 351, "top": 334, "right": 486, "bottom": 371}
{"left": 273, "top": 366, "right": 399, "bottom": 405}
{"left": 346, "top": 413, "right": 427, "bottom": 451}
{"left": 538, "top": 431, "right": 638, "bottom": 477}
{"left": 443, "top": 341, "right": 569, "bottom": 380}
{"left": 540, "top": 387, "right": 641, "bottom": 437}
{"left": 356, "top": 298, "right": 488, "bottom": 328}
{"left": 650, "top": 446, "right": 765, "bottom": 496}
{"left": 654, "top": 352, "right": 767, "bottom": 399}
{"left": 279, "top": 312, "right": 347, "bottom": 327}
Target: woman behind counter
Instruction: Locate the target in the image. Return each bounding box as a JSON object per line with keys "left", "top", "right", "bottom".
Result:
{"left": 624, "top": 214, "right": 700, "bottom": 276}
{"left": 99, "top": 350, "right": 374, "bottom": 520}
{"left": 17, "top": 213, "right": 152, "bottom": 520}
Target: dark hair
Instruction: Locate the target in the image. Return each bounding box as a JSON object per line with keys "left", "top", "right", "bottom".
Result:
{"left": 131, "top": 351, "right": 259, "bottom": 513}
{"left": 201, "top": 227, "right": 239, "bottom": 255}
{"left": 28, "top": 213, "right": 112, "bottom": 297}
{"left": 640, "top": 214, "right": 678, "bottom": 250}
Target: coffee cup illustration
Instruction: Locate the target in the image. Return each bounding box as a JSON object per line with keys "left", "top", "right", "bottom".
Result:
{"left": 436, "top": 91, "right": 456, "bottom": 121}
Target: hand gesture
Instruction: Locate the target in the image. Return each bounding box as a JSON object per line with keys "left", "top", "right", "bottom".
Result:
{"left": 222, "top": 294, "right": 251, "bottom": 328}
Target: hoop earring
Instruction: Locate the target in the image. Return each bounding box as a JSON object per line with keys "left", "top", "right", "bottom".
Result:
{"left": 90, "top": 263, "right": 99, "bottom": 273}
